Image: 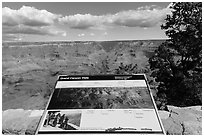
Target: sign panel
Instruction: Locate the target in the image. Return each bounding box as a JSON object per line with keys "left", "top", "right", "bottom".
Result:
{"left": 36, "top": 75, "right": 165, "bottom": 134}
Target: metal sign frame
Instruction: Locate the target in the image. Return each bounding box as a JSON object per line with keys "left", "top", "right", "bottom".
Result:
{"left": 35, "top": 74, "right": 166, "bottom": 134}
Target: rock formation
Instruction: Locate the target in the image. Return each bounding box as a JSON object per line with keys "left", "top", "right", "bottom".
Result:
{"left": 2, "top": 105, "right": 202, "bottom": 135}
{"left": 159, "top": 105, "right": 202, "bottom": 135}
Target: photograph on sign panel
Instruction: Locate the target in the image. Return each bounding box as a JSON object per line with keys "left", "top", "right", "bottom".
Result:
{"left": 47, "top": 87, "right": 154, "bottom": 109}
{"left": 40, "top": 110, "right": 82, "bottom": 131}
{"left": 40, "top": 109, "right": 162, "bottom": 132}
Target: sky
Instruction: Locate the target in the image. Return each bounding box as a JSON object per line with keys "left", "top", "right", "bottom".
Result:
{"left": 2, "top": 2, "right": 172, "bottom": 42}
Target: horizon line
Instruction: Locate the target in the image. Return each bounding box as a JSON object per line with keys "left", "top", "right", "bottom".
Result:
{"left": 3, "top": 38, "right": 168, "bottom": 43}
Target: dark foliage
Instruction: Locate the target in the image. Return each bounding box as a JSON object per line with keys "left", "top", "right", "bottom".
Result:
{"left": 149, "top": 2, "right": 202, "bottom": 108}
{"left": 115, "top": 63, "right": 138, "bottom": 74}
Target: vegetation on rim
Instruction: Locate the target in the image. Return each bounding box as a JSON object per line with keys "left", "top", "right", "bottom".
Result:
{"left": 149, "top": 2, "right": 202, "bottom": 108}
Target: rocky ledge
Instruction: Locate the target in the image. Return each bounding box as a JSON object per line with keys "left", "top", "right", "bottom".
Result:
{"left": 2, "top": 105, "right": 202, "bottom": 135}
{"left": 159, "top": 105, "right": 202, "bottom": 135}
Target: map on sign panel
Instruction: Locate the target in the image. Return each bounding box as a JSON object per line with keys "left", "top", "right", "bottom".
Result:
{"left": 35, "top": 75, "right": 165, "bottom": 134}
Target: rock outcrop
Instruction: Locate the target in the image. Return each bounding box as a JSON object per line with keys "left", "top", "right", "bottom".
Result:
{"left": 2, "top": 109, "right": 43, "bottom": 135}
{"left": 2, "top": 105, "right": 202, "bottom": 135}
{"left": 159, "top": 105, "right": 202, "bottom": 135}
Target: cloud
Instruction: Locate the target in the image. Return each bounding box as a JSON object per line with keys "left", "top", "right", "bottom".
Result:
{"left": 58, "top": 4, "right": 172, "bottom": 29}
{"left": 2, "top": 6, "right": 66, "bottom": 41}
{"left": 2, "top": 4, "right": 172, "bottom": 41}
{"left": 90, "top": 33, "right": 95, "bottom": 36}
{"left": 62, "top": 32, "right": 67, "bottom": 37}
{"left": 103, "top": 32, "right": 108, "bottom": 35}
{"left": 78, "top": 33, "right": 85, "bottom": 37}
{"left": 111, "top": 6, "right": 171, "bottom": 28}
{"left": 59, "top": 14, "right": 101, "bottom": 29}
{"left": 59, "top": 14, "right": 107, "bottom": 30}
{"left": 2, "top": 34, "right": 20, "bottom": 42}
{"left": 2, "top": 6, "right": 60, "bottom": 27}
{"left": 3, "top": 25, "right": 66, "bottom": 36}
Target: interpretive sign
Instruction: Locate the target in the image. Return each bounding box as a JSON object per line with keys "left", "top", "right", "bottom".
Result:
{"left": 35, "top": 74, "right": 165, "bottom": 134}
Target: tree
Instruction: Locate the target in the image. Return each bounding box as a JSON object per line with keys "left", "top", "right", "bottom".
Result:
{"left": 149, "top": 2, "right": 202, "bottom": 108}
{"left": 115, "top": 63, "right": 138, "bottom": 74}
